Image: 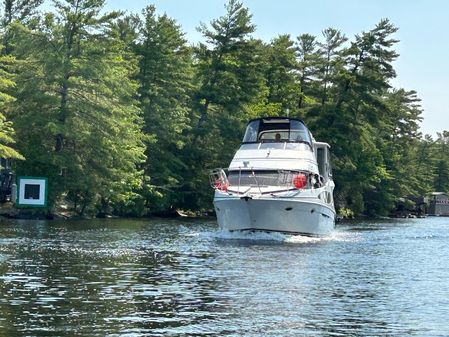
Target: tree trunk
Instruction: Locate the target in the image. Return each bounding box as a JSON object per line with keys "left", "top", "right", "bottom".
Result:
{"left": 55, "top": 11, "right": 78, "bottom": 152}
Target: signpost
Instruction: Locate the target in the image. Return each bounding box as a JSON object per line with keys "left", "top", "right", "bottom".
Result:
{"left": 16, "top": 177, "right": 48, "bottom": 207}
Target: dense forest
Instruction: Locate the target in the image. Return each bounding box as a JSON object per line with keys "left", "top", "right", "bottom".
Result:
{"left": 0, "top": 0, "right": 448, "bottom": 217}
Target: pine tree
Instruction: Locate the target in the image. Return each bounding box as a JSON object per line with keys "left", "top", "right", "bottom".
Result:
{"left": 295, "top": 33, "right": 321, "bottom": 111}
{"left": 194, "top": 0, "right": 263, "bottom": 128}
{"left": 314, "top": 20, "right": 400, "bottom": 214}
{"left": 0, "top": 49, "right": 22, "bottom": 159}
{"left": 1, "top": 0, "right": 43, "bottom": 26}
{"left": 433, "top": 131, "right": 449, "bottom": 192}
{"left": 264, "top": 34, "right": 298, "bottom": 112}
{"left": 135, "top": 5, "right": 193, "bottom": 214}
{"left": 181, "top": 0, "right": 266, "bottom": 210}
{"left": 1, "top": 0, "right": 43, "bottom": 54}
{"left": 317, "top": 28, "right": 347, "bottom": 105}
{"left": 10, "top": 0, "right": 146, "bottom": 213}
{"left": 366, "top": 89, "right": 423, "bottom": 214}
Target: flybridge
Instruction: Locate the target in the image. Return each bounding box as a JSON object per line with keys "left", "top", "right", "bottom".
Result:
{"left": 231, "top": 117, "right": 318, "bottom": 172}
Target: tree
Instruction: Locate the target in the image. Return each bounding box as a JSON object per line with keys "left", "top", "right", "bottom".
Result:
{"left": 434, "top": 160, "right": 449, "bottom": 192}
{"left": 317, "top": 28, "right": 347, "bottom": 105}
{"left": 365, "top": 89, "right": 423, "bottom": 215}
{"left": 433, "top": 131, "right": 449, "bottom": 192}
{"left": 325, "top": 20, "right": 400, "bottom": 213}
{"left": 194, "top": 0, "right": 263, "bottom": 128}
{"left": 180, "top": 0, "right": 266, "bottom": 210}
{"left": 0, "top": 49, "right": 22, "bottom": 159}
{"left": 134, "top": 5, "right": 193, "bottom": 214}
{"left": 10, "top": 0, "right": 146, "bottom": 213}
{"left": 264, "top": 34, "right": 298, "bottom": 112}
{"left": 1, "top": 0, "right": 43, "bottom": 27}
{"left": 1, "top": 0, "right": 43, "bottom": 53}
{"left": 0, "top": 1, "right": 433, "bottom": 217}
{"left": 295, "top": 33, "right": 320, "bottom": 111}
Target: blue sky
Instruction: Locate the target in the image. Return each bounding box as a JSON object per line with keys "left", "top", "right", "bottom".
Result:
{"left": 104, "top": 0, "right": 448, "bottom": 137}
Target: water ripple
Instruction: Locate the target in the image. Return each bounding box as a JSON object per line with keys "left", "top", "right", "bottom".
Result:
{"left": 0, "top": 217, "right": 448, "bottom": 336}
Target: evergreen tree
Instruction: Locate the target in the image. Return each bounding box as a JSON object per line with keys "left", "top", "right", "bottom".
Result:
{"left": 110, "top": 14, "right": 140, "bottom": 49}
{"left": 1, "top": 0, "right": 42, "bottom": 26}
{"left": 135, "top": 5, "right": 193, "bottom": 214}
{"left": 194, "top": 0, "right": 264, "bottom": 126}
{"left": 0, "top": 49, "right": 22, "bottom": 158}
{"left": 1, "top": 0, "right": 43, "bottom": 53}
{"left": 366, "top": 89, "right": 423, "bottom": 214}
{"left": 10, "top": 0, "right": 146, "bottom": 213}
{"left": 264, "top": 34, "right": 298, "bottom": 112}
{"left": 310, "top": 19, "right": 400, "bottom": 214}
{"left": 433, "top": 131, "right": 449, "bottom": 192}
{"left": 182, "top": 0, "right": 265, "bottom": 210}
{"left": 0, "top": 0, "right": 436, "bottom": 217}
{"left": 317, "top": 28, "right": 347, "bottom": 105}
{"left": 295, "top": 33, "right": 320, "bottom": 111}
{"left": 415, "top": 134, "right": 437, "bottom": 193}
{"left": 434, "top": 160, "right": 449, "bottom": 192}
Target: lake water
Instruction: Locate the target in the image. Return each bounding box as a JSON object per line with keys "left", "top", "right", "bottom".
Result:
{"left": 0, "top": 216, "right": 448, "bottom": 336}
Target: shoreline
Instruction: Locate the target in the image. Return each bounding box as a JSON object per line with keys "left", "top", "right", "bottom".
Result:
{"left": 0, "top": 203, "right": 430, "bottom": 222}
{"left": 0, "top": 203, "right": 214, "bottom": 221}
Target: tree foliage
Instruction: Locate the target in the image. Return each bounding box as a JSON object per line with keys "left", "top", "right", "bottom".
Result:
{"left": 181, "top": 0, "right": 266, "bottom": 209}
{"left": 134, "top": 5, "right": 193, "bottom": 214}
{"left": 0, "top": 50, "right": 22, "bottom": 159}
{"left": 9, "top": 0, "right": 146, "bottom": 213}
{"left": 0, "top": 0, "right": 446, "bottom": 217}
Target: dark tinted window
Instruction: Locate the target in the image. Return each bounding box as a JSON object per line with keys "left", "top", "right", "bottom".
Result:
{"left": 289, "top": 120, "right": 312, "bottom": 144}
{"left": 242, "top": 120, "right": 260, "bottom": 142}
{"left": 242, "top": 119, "right": 312, "bottom": 146}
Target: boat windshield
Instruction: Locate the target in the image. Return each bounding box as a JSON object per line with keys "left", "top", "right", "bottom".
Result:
{"left": 242, "top": 119, "right": 312, "bottom": 145}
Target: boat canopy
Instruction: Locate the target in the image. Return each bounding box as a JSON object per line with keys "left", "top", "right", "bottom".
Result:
{"left": 242, "top": 117, "right": 312, "bottom": 145}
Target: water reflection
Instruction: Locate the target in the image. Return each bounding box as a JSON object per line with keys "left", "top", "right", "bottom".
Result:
{"left": 0, "top": 217, "right": 448, "bottom": 336}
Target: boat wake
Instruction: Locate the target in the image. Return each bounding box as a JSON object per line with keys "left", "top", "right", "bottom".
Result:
{"left": 196, "top": 228, "right": 358, "bottom": 244}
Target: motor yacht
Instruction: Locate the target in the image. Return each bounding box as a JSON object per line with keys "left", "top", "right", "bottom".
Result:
{"left": 209, "top": 117, "right": 335, "bottom": 236}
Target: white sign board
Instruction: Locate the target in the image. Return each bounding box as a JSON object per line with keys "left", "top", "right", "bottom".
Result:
{"left": 17, "top": 177, "right": 48, "bottom": 207}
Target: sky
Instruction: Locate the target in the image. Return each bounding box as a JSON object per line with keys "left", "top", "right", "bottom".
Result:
{"left": 103, "top": 0, "right": 448, "bottom": 137}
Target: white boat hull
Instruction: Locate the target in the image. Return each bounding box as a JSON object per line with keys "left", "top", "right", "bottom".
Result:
{"left": 214, "top": 194, "right": 335, "bottom": 236}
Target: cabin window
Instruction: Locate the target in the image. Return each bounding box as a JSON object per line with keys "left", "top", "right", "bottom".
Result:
{"left": 289, "top": 120, "right": 312, "bottom": 144}
{"left": 317, "top": 148, "right": 326, "bottom": 179}
{"left": 242, "top": 120, "right": 260, "bottom": 143}
{"left": 259, "top": 131, "right": 289, "bottom": 141}
{"left": 327, "top": 158, "right": 333, "bottom": 178}
{"left": 242, "top": 118, "right": 312, "bottom": 146}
